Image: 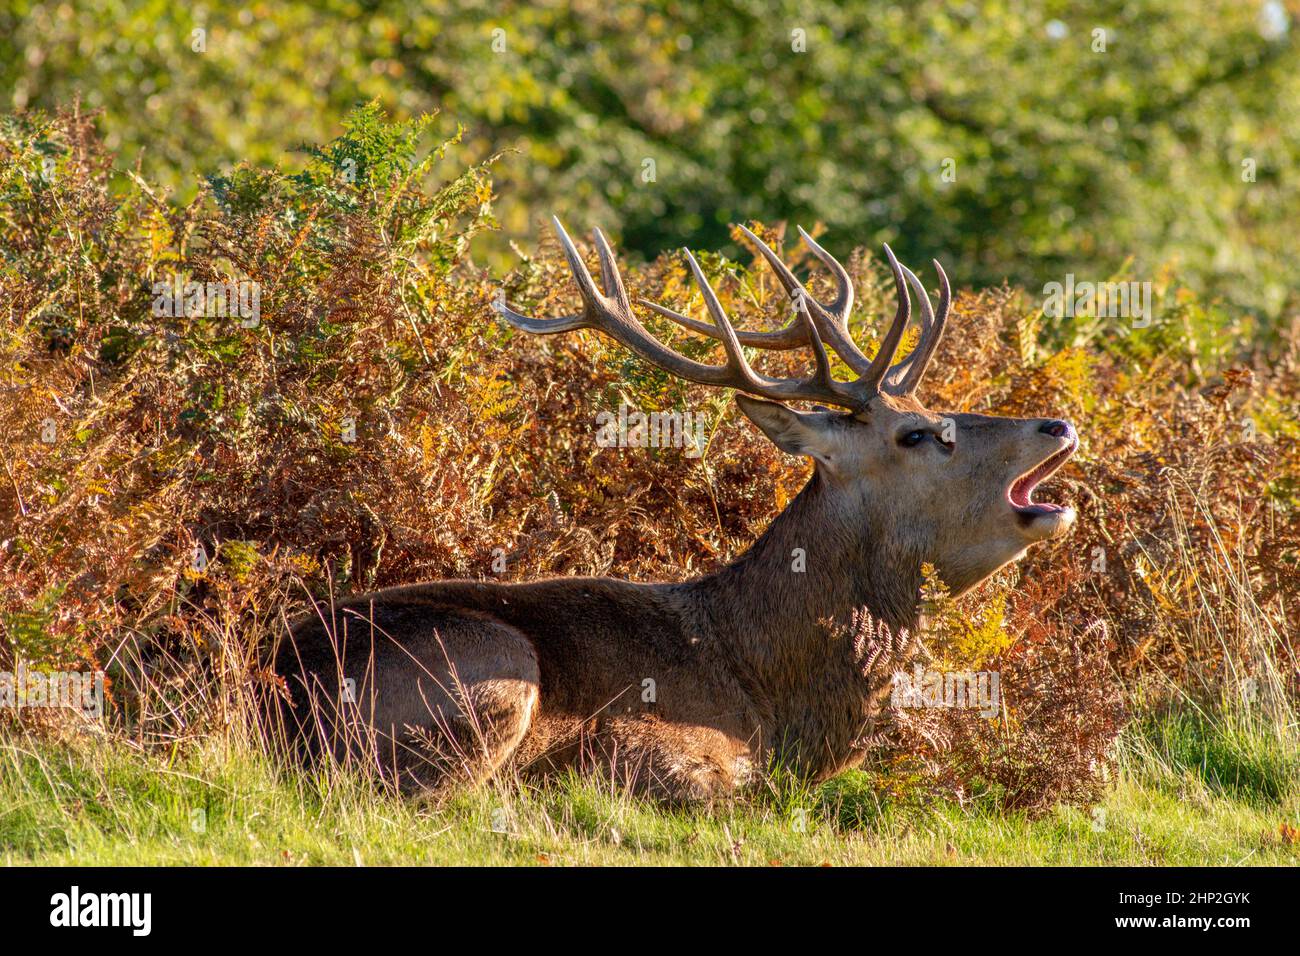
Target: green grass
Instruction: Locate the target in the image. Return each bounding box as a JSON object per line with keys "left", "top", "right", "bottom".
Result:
{"left": 2, "top": 709, "right": 1296, "bottom": 866}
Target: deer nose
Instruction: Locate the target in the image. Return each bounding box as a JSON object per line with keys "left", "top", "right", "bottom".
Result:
{"left": 1038, "top": 419, "right": 1073, "bottom": 440}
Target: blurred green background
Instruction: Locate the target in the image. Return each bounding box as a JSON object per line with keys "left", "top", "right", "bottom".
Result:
{"left": 2, "top": 0, "right": 1296, "bottom": 322}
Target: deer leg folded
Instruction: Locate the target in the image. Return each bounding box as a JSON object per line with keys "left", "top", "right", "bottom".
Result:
{"left": 559, "top": 714, "right": 754, "bottom": 807}
{"left": 270, "top": 604, "right": 539, "bottom": 793}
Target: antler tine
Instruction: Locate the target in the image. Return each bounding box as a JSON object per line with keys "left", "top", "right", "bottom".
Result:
{"left": 650, "top": 228, "right": 940, "bottom": 404}
{"left": 495, "top": 218, "right": 867, "bottom": 408}
{"left": 883, "top": 262, "right": 934, "bottom": 393}
{"left": 914, "top": 258, "right": 952, "bottom": 390}
{"left": 885, "top": 259, "right": 951, "bottom": 397}
{"left": 859, "top": 244, "right": 912, "bottom": 394}
{"left": 637, "top": 297, "right": 809, "bottom": 349}
{"left": 795, "top": 225, "right": 853, "bottom": 320}
{"left": 640, "top": 223, "right": 860, "bottom": 355}
{"left": 736, "top": 224, "right": 876, "bottom": 375}
{"left": 492, "top": 297, "right": 591, "bottom": 334}
{"left": 677, "top": 245, "right": 878, "bottom": 406}
{"left": 679, "top": 248, "right": 768, "bottom": 394}
{"left": 795, "top": 292, "right": 835, "bottom": 393}
{"left": 734, "top": 222, "right": 802, "bottom": 298}
{"left": 551, "top": 216, "right": 607, "bottom": 307}
{"left": 591, "top": 226, "right": 629, "bottom": 304}
{"left": 490, "top": 218, "right": 612, "bottom": 333}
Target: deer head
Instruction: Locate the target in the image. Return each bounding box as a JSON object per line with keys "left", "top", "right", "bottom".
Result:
{"left": 497, "top": 218, "right": 1077, "bottom": 601}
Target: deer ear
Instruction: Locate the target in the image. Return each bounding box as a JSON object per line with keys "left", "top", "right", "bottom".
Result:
{"left": 735, "top": 395, "right": 836, "bottom": 466}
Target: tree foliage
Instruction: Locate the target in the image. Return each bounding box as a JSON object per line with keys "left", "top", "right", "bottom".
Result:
{"left": 3, "top": 0, "right": 1296, "bottom": 322}
{"left": 3, "top": 107, "right": 1297, "bottom": 810}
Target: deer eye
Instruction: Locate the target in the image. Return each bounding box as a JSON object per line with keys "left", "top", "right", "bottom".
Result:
{"left": 899, "top": 429, "right": 928, "bottom": 448}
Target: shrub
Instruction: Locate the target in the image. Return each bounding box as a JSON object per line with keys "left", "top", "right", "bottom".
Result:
{"left": 1, "top": 105, "right": 1296, "bottom": 811}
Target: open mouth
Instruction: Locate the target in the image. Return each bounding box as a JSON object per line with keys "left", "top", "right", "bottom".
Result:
{"left": 1008, "top": 438, "right": 1077, "bottom": 520}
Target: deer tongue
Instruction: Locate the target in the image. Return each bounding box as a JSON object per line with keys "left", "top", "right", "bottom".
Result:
{"left": 1009, "top": 445, "right": 1074, "bottom": 513}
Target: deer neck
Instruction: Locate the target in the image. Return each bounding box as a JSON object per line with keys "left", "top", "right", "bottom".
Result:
{"left": 689, "top": 470, "right": 924, "bottom": 675}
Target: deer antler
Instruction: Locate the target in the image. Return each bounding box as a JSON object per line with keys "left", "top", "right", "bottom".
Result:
{"left": 883, "top": 259, "right": 951, "bottom": 397}
{"left": 494, "top": 217, "right": 949, "bottom": 410}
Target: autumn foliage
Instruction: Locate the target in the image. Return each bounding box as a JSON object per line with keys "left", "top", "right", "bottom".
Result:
{"left": 2, "top": 106, "right": 1296, "bottom": 811}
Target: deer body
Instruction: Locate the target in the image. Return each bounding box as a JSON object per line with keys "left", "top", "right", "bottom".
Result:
{"left": 271, "top": 221, "right": 1079, "bottom": 803}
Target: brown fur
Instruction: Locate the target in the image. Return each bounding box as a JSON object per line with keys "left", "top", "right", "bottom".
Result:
{"left": 269, "top": 390, "right": 1078, "bottom": 803}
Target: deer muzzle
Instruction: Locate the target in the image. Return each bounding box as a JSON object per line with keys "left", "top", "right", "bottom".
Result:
{"left": 1009, "top": 422, "right": 1078, "bottom": 539}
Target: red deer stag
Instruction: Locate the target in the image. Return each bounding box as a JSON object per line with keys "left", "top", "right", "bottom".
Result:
{"left": 269, "top": 219, "right": 1079, "bottom": 803}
